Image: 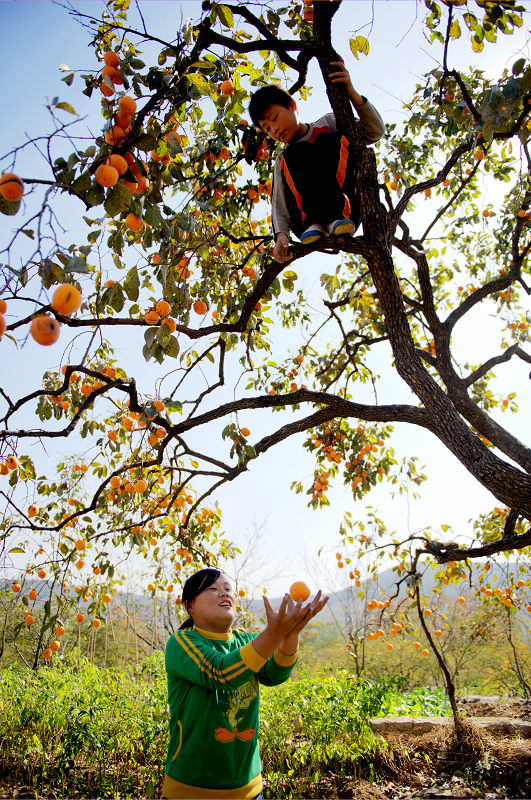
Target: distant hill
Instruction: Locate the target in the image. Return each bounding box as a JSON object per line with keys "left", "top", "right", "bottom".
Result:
{"left": 2, "top": 560, "right": 523, "bottom": 629}
{"left": 256, "top": 560, "right": 524, "bottom": 625}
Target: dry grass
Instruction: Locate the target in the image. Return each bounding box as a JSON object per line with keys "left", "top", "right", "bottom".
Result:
{"left": 370, "top": 720, "right": 531, "bottom": 798}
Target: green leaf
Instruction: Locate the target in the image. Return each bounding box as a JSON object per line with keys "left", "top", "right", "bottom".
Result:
{"left": 463, "top": 12, "right": 478, "bottom": 32}
{"left": 38, "top": 259, "right": 66, "bottom": 288}
{"left": 512, "top": 57, "right": 526, "bottom": 75}
{"left": 135, "top": 133, "right": 158, "bottom": 152}
{"left": 9, "top": 547, "right": 25, "bottom": 554}
{"left": 165, "top": 399, "right": 182, "bottom": 414}
{"left": 187, "top": 73, "right": 212, "bottom": 96}
{"left": 61, "top": 73, "right": 74, "bottom": 86}
{"left": 71, "top": 170, "right": 92, "bottom": 194}
{"left": 124, "top": 267, "right": 140, "bottom": 301}
{"left": 65, "top": 255, "right": 89, "bottom": 274}
{"left": 110, "top": 283, "right": 125, "bottom": 313}
{"left": 85, "top": 185, "right": 106, "bottom": 207}
{"left": 144, "top": 203, "right": 162, "bottom": 228}
{"left": 19, "top": 455, "right": 36, "bottom": 480}
{"left": 449, "top": 19, "right": 461, "bottom": 39}
{"left": 157, "top": 324, "right": 171, "bottom": 345}
{"left": 104, "top": 184, "right": 132, "bottom": 216}
{"left": 21, "top": 229, "right": 35, "bottom": 239}
{"left": 87, "top": 230, "right": 101, "bottom": 244}
{"left": 166, "top": 133, "right": 182, "bottom": 157}
{"left": 0, "top": 194, "right": 21, "bottom": 216}
{"left": 55, "top": 101, "right": 77, "bottom": 115}
{"left": 216, "top": 4, "right": 234, "bottom": 28}
{"left": 165, "top": 335, "right": 179, "bottom": 358}
{"left": 144, "top": 327, "right": 158, "bottom": 348}
{"left": 481, "top": 118, "right": 494, "bottom": 145}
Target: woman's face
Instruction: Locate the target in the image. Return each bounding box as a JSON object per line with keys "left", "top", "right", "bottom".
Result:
{"left": 187, "top": 574, "right": 236, "bottom": 633}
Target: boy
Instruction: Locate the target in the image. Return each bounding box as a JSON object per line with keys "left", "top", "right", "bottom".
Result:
{"left": 249, "top": 59, "right": 385, "bottom": 263}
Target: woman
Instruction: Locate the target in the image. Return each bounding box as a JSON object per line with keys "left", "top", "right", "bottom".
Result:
{"left": 162, "top": 568, "right": 328, "bottom": 799}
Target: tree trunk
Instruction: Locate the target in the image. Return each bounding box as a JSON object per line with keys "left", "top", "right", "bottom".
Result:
{"left": 312, "top": 1, "right": 531, "bottom": 520}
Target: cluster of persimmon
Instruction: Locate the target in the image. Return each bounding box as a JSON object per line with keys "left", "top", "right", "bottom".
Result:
{"left": 0, "top": 454, "right": 19, "bottom": 476}
{"left": 13, "top": 574, "right": 112, "bottom": 654}
{"left": 497, "top": 287, "right": 514, "bottom": 303}
{"left": 231, "top": 426, "right": 250, "bottom": 446}
{"left": 508, "top": 320, "right": 528, "bottom": 333}
{"left": 383, "top": 171, "right": 402, "bottom": 191}
{"left": 479, "top": 581, "right": 529, "bottom": 610}
{"left": 107, "top": 474, "right": 149, "bottom": 502}
{"left": 173, "top": 256, "right": 192, "bottom": 281}
{"left": 134, "top": 489, "right": 194, "bottom": 528}
{"left": 144, "top": 298, "right": 175, "bottom": 328}
{"left": 311, "top": 470, "right": 330, "bottom": 502}
{"left": 348, "top": 566, "right": 361, "bottom": 586}
{"left": 0, "top": 283, "right": 82, "bottom": 348}
{"left": 363, "top": 611, "right": 433, "bottom": 656}
{"left": 241, "top": 136, "right": 268, "bottom": 162}
{"left": 48, "top": 364, "right": 119, "bottom": 415}
{"left": 172, "top": 544, "right": 194, "bottom": 566}
{"left": 334, "top": 550, "right": 346, "bottom": 569}
{"left": 94, "top": 50, "right": 165, "bottom": 236}
{"left": 492, "top": 506, "right": 507, "bottom": 517}
{"left": 267, "top": 355, "right": 303, "bottom": 396}
{"left": 240, "top": 265, "right": 258, "bottom": 281}
{"left": 97, "top": 55, "right": 145, "bottom": 191}
{"left": 318, "top": 430, "right": 346, "bottom": 464}
{"left": 346, "top": 433, "right": 387, "bottom": 490}
{"left": 196, "top": 507, "right": 216, "bottom": 533}
{"left": 98, "top": 50, "right": 124, "bottom": 97}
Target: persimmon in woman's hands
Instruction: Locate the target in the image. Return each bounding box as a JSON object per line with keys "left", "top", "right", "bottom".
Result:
{"left": 289, "top": 581, "right": 310, "bottom": 602}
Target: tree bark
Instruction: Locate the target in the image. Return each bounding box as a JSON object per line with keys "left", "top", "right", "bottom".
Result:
{"left": 312, "top": 0, "right": 531, "bottom": 521}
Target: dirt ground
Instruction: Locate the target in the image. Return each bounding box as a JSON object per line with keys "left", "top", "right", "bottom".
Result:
{"left": 457, "top": 694, "right": 531, "bottom": 719}
{"left": 362, "top": 697, "right": 531, "bottom": 800}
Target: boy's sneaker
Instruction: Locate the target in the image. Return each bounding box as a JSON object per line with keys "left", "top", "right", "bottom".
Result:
{"left": 300, "top": 223, "right": 326, "bottom": 244}
{"left": 328, "top": 218, "right": 356, "bottom": 236}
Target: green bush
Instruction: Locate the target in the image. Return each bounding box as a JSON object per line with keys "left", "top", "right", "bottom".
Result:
{"left": 0, "top": 658, "right": 452, "bottom": 798}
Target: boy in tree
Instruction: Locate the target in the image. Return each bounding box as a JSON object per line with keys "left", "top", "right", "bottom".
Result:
{"left": 248, "top": 59, "right": 385, "bottom": 263}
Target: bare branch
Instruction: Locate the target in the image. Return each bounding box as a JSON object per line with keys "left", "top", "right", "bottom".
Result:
{"left": 465, "top": 344, "right": 531, "bottom": 388}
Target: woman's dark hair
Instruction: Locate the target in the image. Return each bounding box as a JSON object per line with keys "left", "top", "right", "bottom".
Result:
{"left": 249, "top": 84, "right": 294, "bottom": 128}
{"left": 179, "top": 568, "right": 222, "bottom": 630}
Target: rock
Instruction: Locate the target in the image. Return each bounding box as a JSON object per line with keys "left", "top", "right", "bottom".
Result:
{"left": 371, "top": 716, "right": 452, "bottom": 735}
{"left": 371, "top": 715, "right": 531, "bottom": 738}
{"left": 459, "top": 695, "right": 500, "bottom": 704}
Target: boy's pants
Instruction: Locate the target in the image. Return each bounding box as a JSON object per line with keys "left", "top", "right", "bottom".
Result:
{"left": 280, "top": 130, "right": 361, "bottom": 239}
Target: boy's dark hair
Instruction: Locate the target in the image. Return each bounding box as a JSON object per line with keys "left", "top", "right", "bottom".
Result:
{"left": 249, "top": 84, "right": 293, "bottom": 128}
{"left": 179, "top": 568, "right": 222, "bottom": 629}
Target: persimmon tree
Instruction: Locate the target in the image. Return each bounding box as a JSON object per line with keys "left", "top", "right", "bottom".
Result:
{"left": 1, "top": 0, "right": 531, "bottom": 674}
